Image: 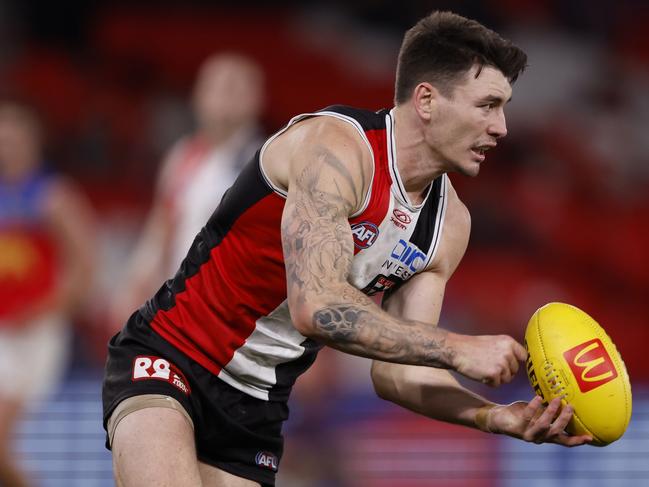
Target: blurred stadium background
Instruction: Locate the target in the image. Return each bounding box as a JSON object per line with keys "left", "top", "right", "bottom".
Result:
{"left": 1, "top": 0, "right": 648, "bottom": 485}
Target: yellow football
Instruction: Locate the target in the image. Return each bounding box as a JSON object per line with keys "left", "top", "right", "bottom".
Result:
{"left": 524, "top": 302, "right": 632, "bottom": 446}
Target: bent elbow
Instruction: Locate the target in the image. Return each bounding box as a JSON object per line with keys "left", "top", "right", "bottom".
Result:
{"left": 289, "top": 299, "right": 318, "bottom": 337}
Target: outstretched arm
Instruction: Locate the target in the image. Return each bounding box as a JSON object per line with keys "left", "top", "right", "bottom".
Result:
{"left": 279, "top": 117, "right": 522, "bottom": 385}
{"left": 372, "top": 272, "right": 591, "bottom": 447}
{"left": 370, "top": 190, "right": 591, "bottom": 446}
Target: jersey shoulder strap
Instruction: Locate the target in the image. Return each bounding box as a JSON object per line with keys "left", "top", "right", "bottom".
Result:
{"left": 316, "top": 105, "right": 388, "bottom": 131}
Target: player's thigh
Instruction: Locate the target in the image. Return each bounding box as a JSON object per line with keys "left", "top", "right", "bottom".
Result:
{"left": 198, "top": 461, "right": 261, "bottom": 487}
{"left": 112, "top": 406, "right": 201, "bottom": 487}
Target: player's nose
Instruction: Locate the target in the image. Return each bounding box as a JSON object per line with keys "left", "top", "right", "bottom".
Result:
{"left": 488, "top": 110, "right": 507, "bottom": 139}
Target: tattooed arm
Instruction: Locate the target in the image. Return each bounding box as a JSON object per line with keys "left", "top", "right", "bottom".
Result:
{"left": 371, "top": 271, "right": 591, "bottom": 447}
{"left": 371, "top": 271, "right": 493, "bottom": 429}
{"left": 369, "top": 190, "right": 590, "bottom": 446}
{"left": 370, "top": 198, "right": 494, "bottom": 427}
{"left": 276, "top": 117, "right": 525, "bottom": 384}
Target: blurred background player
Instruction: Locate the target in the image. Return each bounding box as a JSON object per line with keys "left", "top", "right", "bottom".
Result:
{"left": 110, "top": 53, "right": 265, "bottom": 325}
{"left": 0, "top": 99, "right": 95, "bottom": 487}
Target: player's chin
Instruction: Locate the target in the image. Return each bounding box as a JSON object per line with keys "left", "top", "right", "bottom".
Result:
{"left": 457, "top": 160, "right": 482, "bottom": 178}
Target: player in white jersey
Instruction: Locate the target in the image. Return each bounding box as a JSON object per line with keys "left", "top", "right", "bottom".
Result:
{"left": 106, "top": 11, "right": 592, "bottom": 487}
{"left": 110, "top": 53, "right": 265, "bottom": 326}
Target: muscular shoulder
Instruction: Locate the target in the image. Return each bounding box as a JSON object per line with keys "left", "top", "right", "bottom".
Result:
{"left": 284, "top": 115, "right": 367, "bottom": 159}
{"left": 429, "top": 178, "right": 471, "bottom": 278}
{"left": 264, "top": 115, "right": 372, "bottom": 213}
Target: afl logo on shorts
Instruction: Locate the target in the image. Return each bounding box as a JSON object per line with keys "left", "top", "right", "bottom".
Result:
{"left": 255, "top": 451, "right": 278, "bottom": 471}
{"left": 351, "top": 222, "right": 379, "bottom": 249}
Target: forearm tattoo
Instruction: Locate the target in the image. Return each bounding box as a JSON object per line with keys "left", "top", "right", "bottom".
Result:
{"left": 313, "top": 304, "right": 455, "bottom": 367}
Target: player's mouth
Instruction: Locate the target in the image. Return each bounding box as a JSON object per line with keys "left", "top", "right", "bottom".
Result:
{"left": 470, "top": 144, "right": 495, "bottom": 162}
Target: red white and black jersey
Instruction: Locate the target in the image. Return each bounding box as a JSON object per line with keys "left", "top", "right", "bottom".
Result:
{"left": 141, "top": 106, "right": 448, "bottom": 401}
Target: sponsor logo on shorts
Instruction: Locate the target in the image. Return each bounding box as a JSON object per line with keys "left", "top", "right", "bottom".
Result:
{"left": 351, "top": 222, "right": 379, "bottom": 249}
{"left": 132, "top": 356, "right": 191, "bottom": 395}
{"left": 391, "top": 209, "right": 412, "bottom": 229}
{"left": 563, "top": 338, "right": 618, "bottom": 393}
{"left": 255, "top": 451, "right": 278, "bottom": 471}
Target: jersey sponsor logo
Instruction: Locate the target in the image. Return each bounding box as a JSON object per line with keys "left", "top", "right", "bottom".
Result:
{"left": 351, "top": 222, "right": 379, "bottom": 249}
{"left": 563, "top": 339, "right": 618, "bottom": 393}
{"left": 391, "top": 209, "right": 412, "bottom": 229}
{"left": 255, "top": 451, "right": 278, "bottom": 471}
{"left": 389, "top": 239, "right": 426, "bottom": 273}
{"left": 379, "top": 240, "right": 427, "bottom": 281}
{"left": 132, "top": 356, "right": 191, "bottom": 395}
{"left": 361, "top": 273, "right": 401, "bottom": 296}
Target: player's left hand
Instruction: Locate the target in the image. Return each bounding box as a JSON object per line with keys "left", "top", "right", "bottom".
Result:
{"left": 487, "top": 396, "right": 592, "bottom": 447}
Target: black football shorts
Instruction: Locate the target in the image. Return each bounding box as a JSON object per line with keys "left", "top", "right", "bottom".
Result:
{"left": 102, "top": 310, "right": 287, "bottom": 487}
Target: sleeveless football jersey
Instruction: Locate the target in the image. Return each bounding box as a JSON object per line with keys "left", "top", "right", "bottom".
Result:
{"left": 143, "top": 106, "right": 448, "bottom": 401}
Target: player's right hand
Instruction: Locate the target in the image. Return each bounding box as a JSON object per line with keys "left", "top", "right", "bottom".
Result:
{"left": 449, "top": 333, "right": 527, "bottom": 386}
{"left": 489, "top": 396, "right": 593, "bottom": 447}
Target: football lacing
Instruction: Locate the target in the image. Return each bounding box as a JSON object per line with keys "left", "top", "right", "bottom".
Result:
{"left": 544, "top": 362, "right": 567, "bottom": 398}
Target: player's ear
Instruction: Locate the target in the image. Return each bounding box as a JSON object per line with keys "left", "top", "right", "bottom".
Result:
{"left": 412, "top": 82, "right": 439, "bottom": 121}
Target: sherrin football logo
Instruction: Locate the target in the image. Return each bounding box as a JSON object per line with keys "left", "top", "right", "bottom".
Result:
{"left": 391, "top": 209, "right": 412, "bottom": 229}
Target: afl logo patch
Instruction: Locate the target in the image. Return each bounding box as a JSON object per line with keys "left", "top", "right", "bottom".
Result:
{"left": 351, "top": 222, "right": 379, "bottom": 249}
{"left": 255, "top": 451, "right": 278, "bottom": 471}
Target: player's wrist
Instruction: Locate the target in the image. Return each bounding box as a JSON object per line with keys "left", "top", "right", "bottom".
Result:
{"left": 443, "top": 331, "right": 464, "bottom": 370}
{"left": 474, "top": 403, "right": 499, "bottom": 433}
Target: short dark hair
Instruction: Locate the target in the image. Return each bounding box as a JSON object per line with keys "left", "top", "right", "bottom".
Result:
{"left": 394, "top": 11, "right": 528, "bottom": 104}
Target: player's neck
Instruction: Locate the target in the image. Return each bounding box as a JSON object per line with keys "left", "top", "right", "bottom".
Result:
{"left": 392, "top": 106, "right": 446, "bottom": 203}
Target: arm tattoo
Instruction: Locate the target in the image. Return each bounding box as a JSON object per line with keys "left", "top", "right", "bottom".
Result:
{"left": 282, "top": 144, "right": 454, "bottom": 368}
{"left": 282, "top": 146, "right": 362, "bottom": 299}
{"left": 312, "top": 304, "right": 456, "bottom": 368}
{"left": 313, "top": 305, "right": 362, "bottom": 340}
